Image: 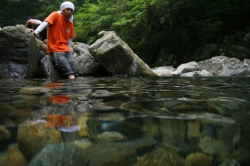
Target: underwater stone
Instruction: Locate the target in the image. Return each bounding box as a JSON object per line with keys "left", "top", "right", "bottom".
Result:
{"left": 198, "top": 140, "right": 229, "bottom": 155}
{"left": 185, "top": 152, "right": 213, "bottom": 166}
{"left": 97, "top": 131, "right": 127, "bottom": 141}
{"left": 134, "top": 148, "right": 185, "bottom": 166}
{"left": 19, "top": 86, "right": 51, "bottom": 95}
{"left": 200, "top": 125, "right": 215, "bottom": 141}
{"left": 5, "top": 143, "right": 27, "bottom": 166}
{"left": 87, "top": 142, "right": 137, "bottom": 166}
{"left": 121, "top": 136, "right": 157, "bottom": 156}
{"left": 186, "top": 120, "right": 200, "bottom": 143}
{"left": 69, "top": 138, "right": 93, "bottom": 150}
{"left": 219, "top": 158, "right": 241, "bottom": 166}
{"left": 17, "top": 122, "right": 63, "bottom": 159}
{"left": 28, "top": 143, "right": 89, "bottom": 166}
{"left": 0, "top": 125, "right": 10, "bottom": 150}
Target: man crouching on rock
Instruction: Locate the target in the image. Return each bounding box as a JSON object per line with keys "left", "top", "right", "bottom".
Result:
{"left": 33, "top": 1, "right": 78, "bottom": 79}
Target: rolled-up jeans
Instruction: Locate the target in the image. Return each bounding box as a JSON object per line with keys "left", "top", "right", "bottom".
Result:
{"left": 49, "top": 52, "right": 78, "bottom": 77}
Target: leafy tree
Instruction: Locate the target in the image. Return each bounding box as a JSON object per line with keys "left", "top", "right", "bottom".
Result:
{"left": 1, "top": 0, "right": 250, "bottom": 66}
{"left": 0, "top": 0, "right": 40, "bottom": 27}
{"left": 74, "top": 0, "right": 166, "bottom": 63}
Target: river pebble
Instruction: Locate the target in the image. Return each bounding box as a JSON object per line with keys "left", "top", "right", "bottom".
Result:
{"left": 98, "top": 131, "right": 127, "bottom": 141}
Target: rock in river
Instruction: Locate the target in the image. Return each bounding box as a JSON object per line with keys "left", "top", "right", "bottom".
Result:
{"left": 17, "top": 122, "right": 63, "bottom": 159}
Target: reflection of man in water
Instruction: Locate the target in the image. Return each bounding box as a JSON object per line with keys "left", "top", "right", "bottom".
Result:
{"left": 25, "top": 17, "right": 47, "bottom": 41}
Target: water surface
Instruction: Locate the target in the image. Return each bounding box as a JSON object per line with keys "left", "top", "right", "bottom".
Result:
{"left": 0, "top": 76, "right": 250, "bottom": 165}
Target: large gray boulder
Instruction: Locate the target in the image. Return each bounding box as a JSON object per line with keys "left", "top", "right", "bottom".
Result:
{"left": 89, "top": 31, "right": 158, "bottom": 77}
{"left": 198, "top": 55, "right": 250, "bottom": 76}
{"left": 73, "top": 42, "right": 100, "bottom": 76}
{"left": 37, "top": 41, "right": 106, "bottom": 78}
{"left": 37, "top": 55, "right": 61, "bottom": 80}
{"left": 152, "top": 55, "right": 250, "bottom": 77}
{"left": 0, "top": 25, "right": 40, "bottom": 78}
{"left": 172, "top": 61, "right": 200, "bottom": 76}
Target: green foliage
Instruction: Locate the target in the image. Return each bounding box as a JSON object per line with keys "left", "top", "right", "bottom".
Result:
{"left": 1, "top": 0, "right": 250, "bottom": 65}
{"left": 74, "top": 0, "right": 170, "bottom": 64}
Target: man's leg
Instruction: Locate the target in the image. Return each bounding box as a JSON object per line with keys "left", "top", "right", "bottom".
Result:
{"left": 65, "top": 52, "right": 78, "bottom": 77}
{"left": 50, "top": 52, "right": 76, "bottom": 78}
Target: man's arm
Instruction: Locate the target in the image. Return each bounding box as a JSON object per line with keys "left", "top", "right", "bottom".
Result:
{"left": 34, "top": 22, "right": 49, "bottom": 35}
{"left": 25, "top": 19, "right": 31, "bottom": 27}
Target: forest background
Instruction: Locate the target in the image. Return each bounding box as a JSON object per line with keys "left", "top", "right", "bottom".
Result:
{"left": 1, "top": 0, "right": 250, "bottom": 67}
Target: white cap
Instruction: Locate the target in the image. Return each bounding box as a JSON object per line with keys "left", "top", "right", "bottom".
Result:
{"left": 60, "top": 1, "right": 74, "bottom": 12}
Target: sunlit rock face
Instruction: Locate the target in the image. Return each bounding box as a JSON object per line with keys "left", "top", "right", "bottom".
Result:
{"left": 89, "top": 31, "right": 158, "bottom": 77}
{"left": 198, "top": 56, "right": 250, "bottom": 76}
{"left": 0, "top": 25, "right": 40, "bottom": 79}
{"left": 152, "top": 55, "right": 250, "bottom": 77}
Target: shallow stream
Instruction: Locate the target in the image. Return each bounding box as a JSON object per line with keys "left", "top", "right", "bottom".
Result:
{"left": 0, "top": 76, "right": 250, "bottom": 165}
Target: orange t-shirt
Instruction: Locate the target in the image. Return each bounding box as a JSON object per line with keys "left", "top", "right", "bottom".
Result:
{"left": 45, "top": 11, "right": 74, "bottom": 54}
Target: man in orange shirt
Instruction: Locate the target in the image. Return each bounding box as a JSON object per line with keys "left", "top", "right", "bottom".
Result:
{"left": 34, "top": 1, "right": 77, "bottom": 79}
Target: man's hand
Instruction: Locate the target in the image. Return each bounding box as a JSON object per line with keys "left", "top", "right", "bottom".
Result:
{"left": 26, "top": 28, "right": 35, "bottom": 33}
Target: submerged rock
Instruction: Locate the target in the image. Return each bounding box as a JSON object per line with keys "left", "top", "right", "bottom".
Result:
{"left": 216, "top": 123, "right": 241, "bottom": 151}
{"left": 17, "top": 122, "right": 63, "bottom": 159}
{"left": 77, "top": 115, "right": 89, "bottom": 137}
{"left": 134, "top": 148, "right": 185, "bottom": 166}
{"left": 7, "top": 109, "right": 32, "bottom": 125}
{"left": 0, "top": 103, "right": 17, "bottom": 115}
{"left": 97, "top": 131, "right": 127, "bottom": 141}
{"left": 5, "top": 143, "right": 27, "bottom": 166}
{"left": 200, "top": 125, "right": 215, "bottom": 141}
{"left": 28, "top": 142, "right": 89, "bottom": 166}
{"left": 219, "top": 158, "right": 241, "bottom": 166}
{"left": 185, "top": 152, "right": 213, "bottom": 166}
{"left": 198, "top": 140, "right": 229, "bottom": 155}
{"left": 0, "top": 125, "right": 10, "bottom": 150}
{"left": 186, "top": 120, "right": 200, "bottom": 143}
{"left": 121, "top": 136, "right": 157, "bottom": 156}
{"left": 159, "top": 119, "right": 186, "bottom": 145}
{"left": 69, "top": 138, "right": 93, "bottom": 150}
{"left": 87, "top": 142, "right": 137, "bottom": 166}
{"left": 232, "top": 148, "right": 250, "bottom": 166}
{"left": 19, "top": 86, "right": 51, "bottom": 95}
{"left": 142, "top": 117, "right": 160, "bottom": 138}
{"left": 90, "top": 89, "right": 117, "bottom": 97}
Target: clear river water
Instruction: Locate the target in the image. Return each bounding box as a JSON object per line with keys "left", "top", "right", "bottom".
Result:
{"left": 0, "top": 76, "right": 250, "bottom": 166}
